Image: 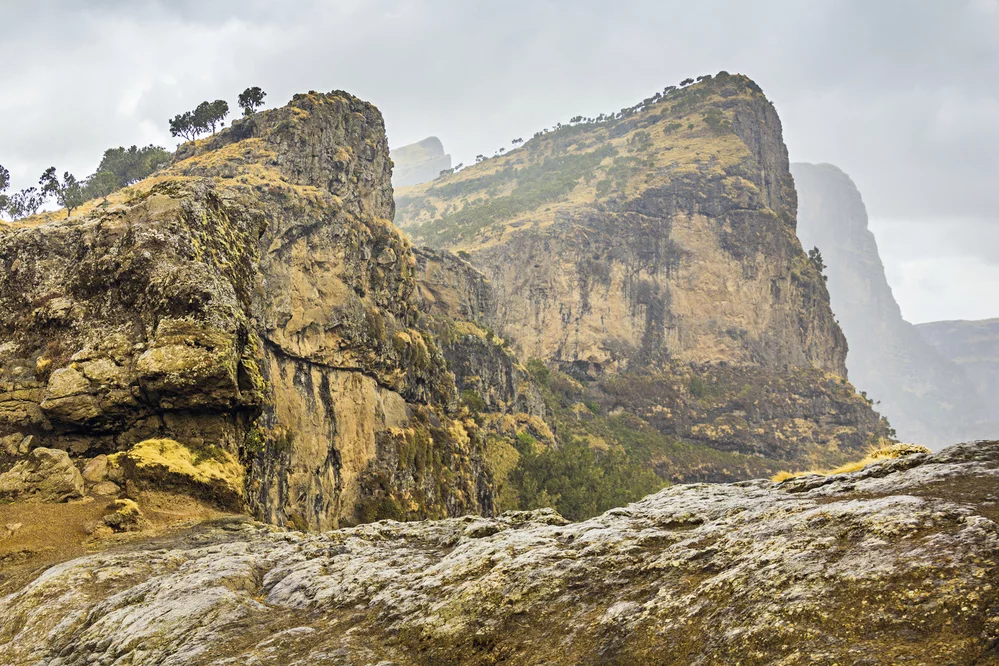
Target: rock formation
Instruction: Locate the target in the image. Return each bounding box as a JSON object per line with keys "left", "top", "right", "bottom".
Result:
{"left": 2, "top": 440, "right": 998, "bottom": 664}
{"left": 918, "top": 318, "right": 999, "bottom": 425}
{"left": 792, "top": 162, "right": 996, "bottom": 447}
{"left": 391, "top": 136, "right": 452, "bottom": 188}
{"left": 395, "top": 73, "right": 893, "bottom": 480}
{"left": 0, "top": 91, "right": 494, "bottom": 530}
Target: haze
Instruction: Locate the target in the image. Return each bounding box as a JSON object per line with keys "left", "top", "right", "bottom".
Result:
{"left": 1, "top": 0, "right": 996, "bottom": 323}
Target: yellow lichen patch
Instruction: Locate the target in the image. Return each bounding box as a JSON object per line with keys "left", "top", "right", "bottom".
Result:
{"left": 110, "top": 439, "right": 245, "bottom": 508}
{"left": 772, "top": 442, "right": 931, "bottom": 483}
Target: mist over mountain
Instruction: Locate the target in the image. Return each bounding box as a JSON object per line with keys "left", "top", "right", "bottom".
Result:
{"left": 792, "top": 162, "right": 998, "bottom": 447}
{"left": 918, "top": 318, "right": 999, "bottom": 425}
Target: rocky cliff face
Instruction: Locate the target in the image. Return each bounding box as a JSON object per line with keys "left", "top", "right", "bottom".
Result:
{"left": 0, "top": 91, "right": 494, "bottom": 530}
{"left": 391, "top": 136, "right": 453, "bottom": 188}
{"left": 918, "top": 318, "right": 999, "bottom": 426}
{"left": 396, "top": 74, "right": 892, "bottom": 475}
{"left": 2, "top": 440, "right": 998, "bottom": 665}
{"left": 792, "top": 163, "right": 996, "bottom": 447}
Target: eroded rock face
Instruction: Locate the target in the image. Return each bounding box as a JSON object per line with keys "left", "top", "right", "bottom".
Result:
{"left": 0, "top": 447, "right": 83, "bottom": 503}
{"left": 396, "top": 74, "right": 892, "bottom": 470}
{"left": 0, "top": 91, "right": 493, "bottom": 529}
{"left": 2, "top": 441, "right": 998, "bottom": 664}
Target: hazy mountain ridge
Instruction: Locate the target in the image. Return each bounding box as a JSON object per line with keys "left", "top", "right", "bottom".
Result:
{"left": 917, "top": 318, "right": 999, "bottom": 425}
{"left": 395, "top": 73, "right": 892, "bottom": 478}
{"left": 792, "top": 162, "right": 996, "bottom": 447}
{"left": 391, "top": 136, "right": 452, "bottom": 188}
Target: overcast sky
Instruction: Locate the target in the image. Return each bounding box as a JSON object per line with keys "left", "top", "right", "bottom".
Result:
{"left": 1, "top": 0, "right": 996, "bottom": 323}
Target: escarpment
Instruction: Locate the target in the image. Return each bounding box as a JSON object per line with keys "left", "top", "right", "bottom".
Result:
{"left": 396, "top": 73, "right": 892, "bottom": 478}
{"left": 0, "top": 91, "right": 494, "bottom": 529}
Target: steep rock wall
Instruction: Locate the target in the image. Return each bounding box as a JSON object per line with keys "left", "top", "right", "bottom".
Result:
{"left": 0, "top": 91, "right": 494, "bottom": 529}
{"left": 396, "top": 74, "right": 890, "bottom": 468}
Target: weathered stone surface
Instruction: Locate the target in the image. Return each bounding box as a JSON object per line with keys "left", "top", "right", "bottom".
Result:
{"left": 1, "top": 441, "right": 997, "bottom": 664}
{"left": 0, "top": 91, "right": 494, "bottom": 529}
{"left": 0, "top": 447, "right": 83, "bottom": 502}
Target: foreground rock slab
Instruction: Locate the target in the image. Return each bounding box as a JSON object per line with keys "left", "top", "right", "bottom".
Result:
{"left": 2, "top": 441, "right": 999, "bottom": 665}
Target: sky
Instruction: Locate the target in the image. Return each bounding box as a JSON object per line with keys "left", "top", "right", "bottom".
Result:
{"left": 1, "top": 0, "right": 996, "bottom": 323}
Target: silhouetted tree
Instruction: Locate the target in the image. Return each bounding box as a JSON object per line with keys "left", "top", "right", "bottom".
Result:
{"left": 194, "top": 100, "right": 229, "bottom": 134}
{"left": 475, "top": 154, "right": 485, "bottom": 162}
{"left": 680, "top": 78, "right": 694, "bottom": 86}
{"left": 808, "top": 247, "right": 827, "bottom": 280}
{"left": 40, "top": 167, "right": 86, "bottom": 218}
{"left": 0, "top": 164, "right": 9, "bottom": 216}
{"left": 238, "top": 86, "right": 266, "bottom": 116}
{"left": 6, "top": 187, "right": 45, "bottom": 219}
{"left": 169, "top": 111, "right": 199, "bottom": 142}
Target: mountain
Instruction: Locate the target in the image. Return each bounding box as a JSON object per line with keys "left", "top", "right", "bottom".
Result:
{"left": 3, "top": 440, "right": 998, "bottom": 664}
{"left": 917, "top": 318, "right": 999, "bottom": 423}
{"left": 391, "top": 136, "right": 452, "bottom": 188}
{"left": 791, "top": 163, "right": 996, "bottom": 447}
{"left": 0, "top": 92, "right": 494, "bottom": 531}
{"left": 396, "top": 72, "right": 892, "bottom": 480}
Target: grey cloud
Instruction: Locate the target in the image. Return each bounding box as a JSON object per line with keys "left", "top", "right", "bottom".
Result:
{"left": 0, "top": 0, "right": 996, "bottom": 321}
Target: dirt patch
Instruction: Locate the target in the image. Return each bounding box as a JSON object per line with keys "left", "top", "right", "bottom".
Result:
{"left": 0, "top": 490, "right": 232, "bottom": 596}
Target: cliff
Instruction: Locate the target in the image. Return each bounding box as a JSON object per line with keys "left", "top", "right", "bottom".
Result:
{"left": 391, "top": 136, "right": 453, "bottom": 188}
{"left": 918, "top": 318, "right": 999, "bottom": 426}
{"left": 792, "top": 163, "right": 995, "bottom": 447}
{"left": 0, "top": 91, "right": 494, "bottom": 530}
{"left": 396, "top": 73, "right": 892, "bottom": 478}
{"left": 2, "top": 440, "right": 997, "bottom": 664}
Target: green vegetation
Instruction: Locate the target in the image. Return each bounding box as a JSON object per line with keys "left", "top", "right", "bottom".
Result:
{"left": 238, "top": 86, "right": 267, "bottom": 116}
{"left": 96, "top": 145, "right": 171, "bottom": 189}
{"left": 169, "top": 99, "right": 230, "bottom": 141}
{"left": 410, "top": 144, "right": 617, "bottom": 245}
{"left": 510, "top": 437, "right": 663, "bottom": 521}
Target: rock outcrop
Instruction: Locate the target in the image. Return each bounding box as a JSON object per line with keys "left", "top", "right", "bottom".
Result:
{"left": 918, "top": 318, "right": 999, "bottom": 426}
{"left": 391, "top": 136, "right": 452, "bottom": 188}
{"left": 2, "top": 440, "right": 998, "bottom": 664}
{"left": 792, "top": 162, "right": 996, "bottom": 447}
{"left": 0, "top": 91, "right": 494, "bottom": 529}
{"left": 396, "top": 74, "right": 893, "bottom": 478}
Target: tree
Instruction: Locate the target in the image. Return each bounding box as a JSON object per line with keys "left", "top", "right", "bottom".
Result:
{"left": 238, "top": 87, "right": 266, "bottom": 116}
{"left": 512, "top": 137, "right": 524, "bottom": 145}
{"left": 680, "top": 77, "right": 694, "bottom": 87}
{"left": 85, "top": 170, "right": 117, "bottom": 204}
{"left": 169, "top": 111, "right": 199, "bottom": 142}
{"left": 40, "top": 168, "right": 87, "bottom": 218}
{"left": 193, "top": 100, "right": 229, "bottom": 135}
{"left": 475, "top": 154, "right": 485, "bottom": 163}
{"left": 808, "top": 246, "right": 827, "bottom": 277}
{"left": 6, "top": 187, "right": 45, "bottom": 220}
{"left": 0, "top": 164, "right": 9, "bottom": 216}
{"left": 97, "top": 145, "right": 171, "bottom": 189}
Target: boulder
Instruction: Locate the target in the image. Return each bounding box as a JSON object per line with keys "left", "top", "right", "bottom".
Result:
{"left": 0, "top": 447, "right": 84, "bottom": 502}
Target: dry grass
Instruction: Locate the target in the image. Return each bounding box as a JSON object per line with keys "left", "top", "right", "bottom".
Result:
{"left": 772, "top": 442, "right": 932, "bottom": 483}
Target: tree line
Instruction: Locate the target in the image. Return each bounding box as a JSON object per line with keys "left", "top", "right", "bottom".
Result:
{"left": 1, "top": 87, "right": 268, "bottom": 221}
{"left": 169, "top": 87, "right": 266, "bottom": 143}
{"left": 0, "top": 145, "right": 171, "bottom": 221}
